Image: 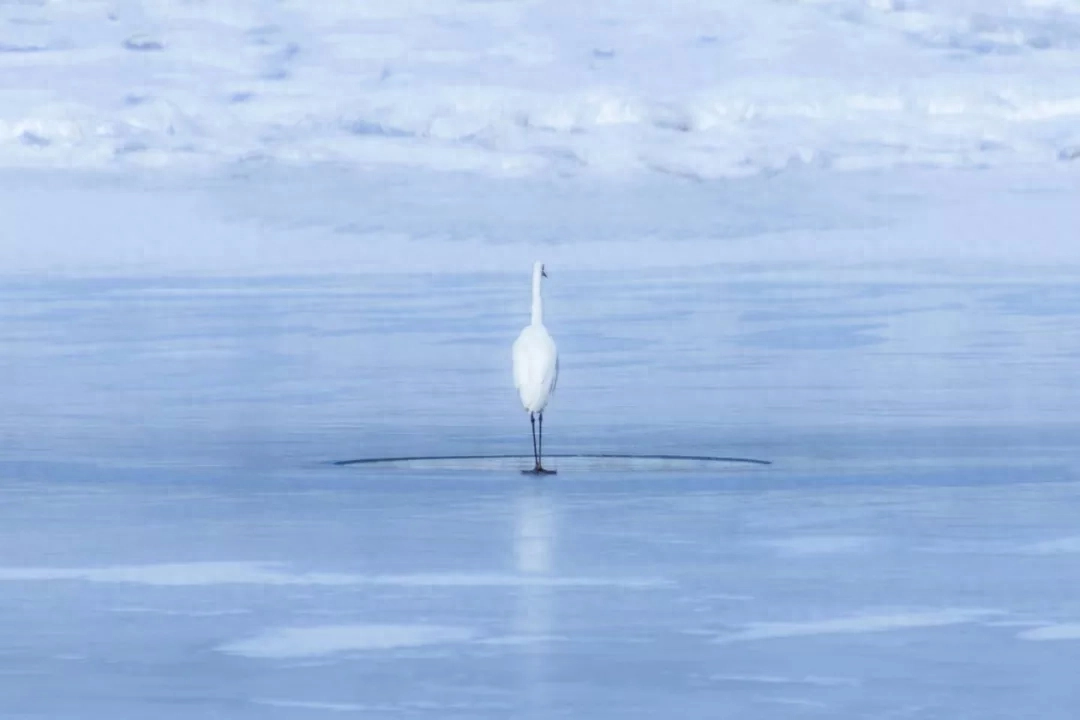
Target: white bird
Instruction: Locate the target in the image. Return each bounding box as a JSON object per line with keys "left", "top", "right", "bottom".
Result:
{"left": 512, "top": 261, "right": 559, "bottom": 474}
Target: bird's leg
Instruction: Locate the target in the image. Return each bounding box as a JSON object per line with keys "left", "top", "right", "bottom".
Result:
{"left": 538, "top": 412, "right": 544, "bottom": 472}
{"left": 530, "top": 412, "right": 539, "bottom": 470}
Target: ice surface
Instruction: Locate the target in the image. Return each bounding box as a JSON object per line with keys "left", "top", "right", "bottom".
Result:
{"left": 2, "top": 0, "right": 1080, "bottom": 717}
{"left": 1, "top": 259, "right": 1080, "bottom": 717}
{"left": 2, "top": 162, "right": 1080, "bottom": 280}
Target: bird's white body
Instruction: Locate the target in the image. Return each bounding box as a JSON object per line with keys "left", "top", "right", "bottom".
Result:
{"left": 513, "top": 324, "right": 558, "bottom": 413}
{"left": 513, "top": 263, "right": 559, "bottom": 414}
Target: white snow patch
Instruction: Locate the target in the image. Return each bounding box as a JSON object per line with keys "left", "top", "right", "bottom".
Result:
{"left": 710, "top": 673, "right": 859, "bottom": 687}
{"left": 253, "top": 699, "right": 373, "bottom": 712}
{"left": 1019, "top": 537, "right": 1080, "bottom": 554}
{"left": 111, "top": 606, "right": 251, "bottom": 617}
{"left": 219, "top": 624, "right": 476, "bottom": 659}
{"left": 718, "top": 609, "right": 1001, "bottom": 642}
{"left": 1017, "top": 624, "right": 1080, "bottom": 641}
{"left": 476, "top": 634, "right": 566, "bottom": 646}
{"left": 0, "top": 561, "right": 669, "bottom": 589}
{"left": 0, "top": 562, "right": 355, "bottom": 586}
{"left": 253, "top": 697, "right": 511, "bottom": 713}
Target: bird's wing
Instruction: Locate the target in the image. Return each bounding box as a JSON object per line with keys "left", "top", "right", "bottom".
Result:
{"left": 513, "top": 328, "right": 559, "bottom": 405}
{"left": 549, "top": 352, "right": 559, "bottom": 396}
{"left": 512, "top": 332, "right": 529, "bottom": 390}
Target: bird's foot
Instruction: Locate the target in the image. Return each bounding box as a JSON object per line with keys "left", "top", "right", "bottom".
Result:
{"left": 522, "top": 465, "right": 557, "bottom": 476}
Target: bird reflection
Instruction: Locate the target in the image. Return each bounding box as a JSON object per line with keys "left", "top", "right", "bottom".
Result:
{"left": 513, "top": 483, "right": 556, "bottom": 715}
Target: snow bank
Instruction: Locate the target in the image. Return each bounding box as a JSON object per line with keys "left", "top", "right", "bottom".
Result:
{"left": 2, "top": 0, "right": 1080, "bottom": 178}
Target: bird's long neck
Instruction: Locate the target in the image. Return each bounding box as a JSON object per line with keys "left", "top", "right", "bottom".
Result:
{"left": 530, "top": 271, "right": 543, "bottom": 326}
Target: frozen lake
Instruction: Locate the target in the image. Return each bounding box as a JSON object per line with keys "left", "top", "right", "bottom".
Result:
{"left": 4, "top": 0, "right": 1080, "bottom": 713}
{"left": 2, "top": 257, "right": 1079, "bottom": 718}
